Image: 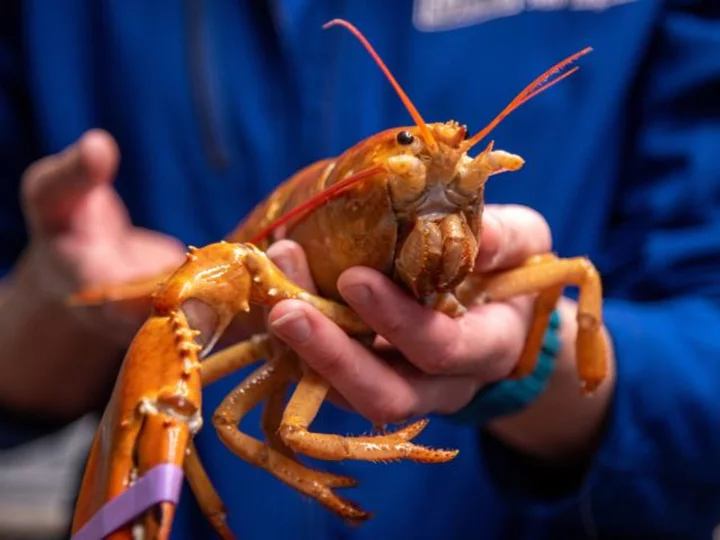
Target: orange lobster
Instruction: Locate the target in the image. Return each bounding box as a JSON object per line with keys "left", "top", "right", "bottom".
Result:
{"left": 69, "top": 19, "right": 607, "bottom": 540}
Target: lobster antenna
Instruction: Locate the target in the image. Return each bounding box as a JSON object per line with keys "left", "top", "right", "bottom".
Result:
{"left": 461, "top": 47, "right": 593, "bottom": 153}
{"left": 249, "top": 166, "right": 384, "bottom": 244}
{"left": 323, "top": 19, "right": 439, "bottom": 152}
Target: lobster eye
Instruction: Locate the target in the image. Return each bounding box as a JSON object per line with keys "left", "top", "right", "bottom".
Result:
{"left": 396, "top": 130, "right": 414, "bottom": 146}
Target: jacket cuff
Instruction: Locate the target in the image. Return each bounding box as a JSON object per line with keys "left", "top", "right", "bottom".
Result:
{"left": 479, "top": 298, "right": 720, "bottom": 536}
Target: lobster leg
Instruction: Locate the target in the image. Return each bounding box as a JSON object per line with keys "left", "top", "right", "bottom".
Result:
{"left": 183, "top": 441, "right": 235, "bottom": 540}
{"left": 200, "top": 334, "right": 273, "bottom": 387}
{"left": 199, "top": 329, "right": 299, "bottom": 460}
{"left": 200, "top": 331, "right": 305, "bottom": 460}
{"left": 175, "top": 332, "right": 278, "bottom": 539}
{"left": 211, "top": 350, "right": 368, "bottom": 522}
{"left": 458, "top": 254, "right": 607, "bottom": 394}
{"left": 506, "top": 254, "right": 564, "bottom": 379}
{"left": 203, "top": 333, "right": 300, "bottom": 460}
{"left": 180, "top": 334, "right": 301, "bottom": 539}
{"left": 279, "top": 369, "right": 459, "bottom": 463}
{"left": 261, "top": 375, "right": 299, "bottom": 461}
{"left": 203, "top": 332, "right": 300, "bottom": 461}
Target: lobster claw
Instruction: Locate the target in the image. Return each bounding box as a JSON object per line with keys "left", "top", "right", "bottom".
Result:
{"left": 71, "top": 311, "right": 203, "bottom": 539}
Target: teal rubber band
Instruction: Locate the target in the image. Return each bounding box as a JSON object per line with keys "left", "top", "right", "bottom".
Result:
{"left": 446, "top": 310, "right": 562, "bottom": 426}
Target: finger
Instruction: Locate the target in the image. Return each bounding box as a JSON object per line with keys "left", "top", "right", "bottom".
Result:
{"left": 475, "top": 204, "right": 552, "bottom": 272}
{"left": 268, "top": 299, "right": 474, "bottom": 423}
{"left": 337, "top": 267, "right": 526, "bottom": 380}
{"left": 325, "top": 375, "right": 479, "bottom": 420}
{"left": 265, "top": 239, "right": 318, "bottom": 294}
{"left": 21, "top": 129, "right": 120, "bottom": 237}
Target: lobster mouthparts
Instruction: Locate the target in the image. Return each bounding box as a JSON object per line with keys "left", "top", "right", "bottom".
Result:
{"left": 395, "top": 212, "right": 478, "bottom": 301}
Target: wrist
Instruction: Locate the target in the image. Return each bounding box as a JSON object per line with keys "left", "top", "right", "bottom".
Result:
{"left": 0, "top": 250, "right": 123, "bottom": 418}
{"left": 445, "top": 309, "right": 562, "bottom": 427}
{"left": 488, "top": 299, "right": 616, "bottom": 460}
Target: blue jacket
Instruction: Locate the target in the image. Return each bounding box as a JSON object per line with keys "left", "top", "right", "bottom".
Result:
{"left": 1, "top": 1, "right": 719, "bottom": 538}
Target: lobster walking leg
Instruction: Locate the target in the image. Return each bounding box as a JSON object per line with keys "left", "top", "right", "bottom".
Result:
{"left": 177, "top": 334, "right": 278, "bottom": 540}
{"left": 183, "top": 442, "right": 235, "bottom": 540}
{"left": 205, "top": 333, "right": 301, "bottom": 462}
{"left": 200, "top": 334, "right": 273, "bottom": 386}
{"left": 504, "top": 253, "right": 564, "bottom": 379}
{"left": 261, "top": 375, "right": 299, "bottom": 461}
{"left": 458, "top": 255, "right": 607, "bottom": 394}
{"left": 279, "top": 369, "right": 459, "bottom": 463}
{"left": 211, "top": 351, "right": 368, "bottom": 522}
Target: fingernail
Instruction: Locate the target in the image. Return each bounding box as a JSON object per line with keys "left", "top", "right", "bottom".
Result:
{"left": 271, "top": 310, "right": 311, "bottom": 343}
{"left": 341, "top": 283, "right": 372, "bottom": 306}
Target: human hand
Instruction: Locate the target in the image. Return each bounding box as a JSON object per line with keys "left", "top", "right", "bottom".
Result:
{"left": 265, "top": 205, "right": 557, "bottom": 424}
{"left": 19, "top": 129, "right": 186, "bottom": 344}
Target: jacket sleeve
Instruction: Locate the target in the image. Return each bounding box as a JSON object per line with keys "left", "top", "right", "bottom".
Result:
{"left": 0, "top": 2, "right": 38, "bottom": 278}
{"left": 483, "top": 3, "right": 720, "bottom": 537}
{"left": 0, "top": 4, "right": 71, "bottom": 449}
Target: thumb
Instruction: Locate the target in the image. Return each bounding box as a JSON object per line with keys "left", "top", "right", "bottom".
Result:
{"left": 21, "top": 129, "right": 120, "bottom": 237}
{"left": 475, "top": 204, "right": 552, "bottom": 272}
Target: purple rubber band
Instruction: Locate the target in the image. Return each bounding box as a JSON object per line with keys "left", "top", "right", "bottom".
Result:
{"left": 71, "top": 463, "right": 184, "bottom": 540}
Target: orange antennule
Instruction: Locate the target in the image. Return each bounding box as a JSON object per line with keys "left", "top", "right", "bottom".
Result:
{"left": 461, "top": 47, "right": 593, "bottom": 153}
{"left": 323, "top": 19, "right": 439, "bottom": 152}
{"left": 250, "top": 166, "right": 384, "bottom": 244}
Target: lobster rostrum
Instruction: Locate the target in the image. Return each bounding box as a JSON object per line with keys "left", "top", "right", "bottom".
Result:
{"left": 69, "top": 19, "right": 608, "bottom": 540}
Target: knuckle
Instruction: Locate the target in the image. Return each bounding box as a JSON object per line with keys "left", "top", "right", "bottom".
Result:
{"left": 481, "top": 355, "right": 513, "bottom": 384}
{"left": 381, "top": 315, "right": 407, "bottom": 337}
{"left": 375, "top": 298, "right": 418, "bottom": 338}
{"left": 365, "top": 392, "right": 414, "bottom": 425}
{"left": 267, "top": 240, "right": 315, "bottom": 290}
{"left": 21, "top": 159, "right": 43, "bottom": 185}
{"left": 494, "top": 327, "right": 518, "bottom": 358}
{"left": 302, "top": 339, "right": 350, "bottom": 380}
{"left": 20, "top": 149, "right": 76, "bottom": 211}
{"left": 482, "top": 331, "right": 521, "bottom": 382}
{"left": 20, "top": 159, "right": 50, "bottom": 205}
{"left": 266, "top": 240, "right": 309, "bottom": 287}
{"left": 358, "top": 402, "right": 388, "bottom": 425}
{"left": 267, "top": 239, "right": 298, "bottom": 258}
{"left": 284, "top": 239, "right": 308, "bottom": 263}
{"left": 436, "top": 381, "right": 479, "bottom": 415}
{"left": 312, "top": 347, "right": 346, "bottom": 377}
{"left": 381, "top": 393, "right": 416, "bottom": 423}
{"left": 424, "top": 341, "right": 462, "bottom": 375}
{"left": 498, "top": 204, "right": 553, "bottom": 259}
{"left": 522, "top": 206, "right": 553, "bottom": 252}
